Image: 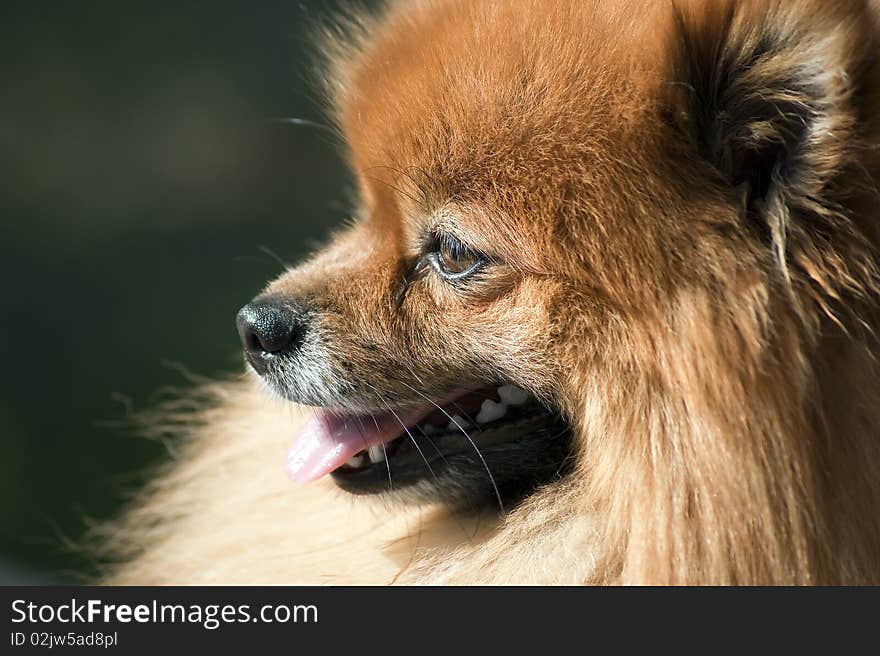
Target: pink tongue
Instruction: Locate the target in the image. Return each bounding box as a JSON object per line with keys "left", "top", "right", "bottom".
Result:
{"left": 285, "top": 407, "right": 430, "bottom": 483}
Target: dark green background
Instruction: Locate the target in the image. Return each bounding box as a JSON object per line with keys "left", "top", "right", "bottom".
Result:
{"left": 1, "top": 0, "right": 372, "bottom": 583}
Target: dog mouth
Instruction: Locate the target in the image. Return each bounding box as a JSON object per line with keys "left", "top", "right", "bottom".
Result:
{"left": 285, "top": 384, "right": 571, "bottom": 506}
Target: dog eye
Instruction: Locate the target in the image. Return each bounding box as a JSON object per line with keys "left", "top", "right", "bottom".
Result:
{"left": 427, "top": 235, "right": 486, "bottom": 280}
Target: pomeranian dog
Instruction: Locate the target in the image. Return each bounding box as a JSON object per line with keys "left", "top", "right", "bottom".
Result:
{"left": 103, "top": 0, "right": 880, "bottom": 584}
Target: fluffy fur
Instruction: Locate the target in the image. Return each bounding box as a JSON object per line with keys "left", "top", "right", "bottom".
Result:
{"left": 101, "top": 0, "right": 880, "bottom": 584}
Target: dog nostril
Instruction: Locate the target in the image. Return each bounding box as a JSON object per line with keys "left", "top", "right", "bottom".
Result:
{"left": 243, "top": 327, "right": 264, "bottom": 353}
{"left": 236, "top": 299, "right": 305, "bottom": 366}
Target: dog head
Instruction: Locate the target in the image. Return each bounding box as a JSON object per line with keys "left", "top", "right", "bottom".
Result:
{"left": 236, "top": 0, "right": 880, "bottom": 516}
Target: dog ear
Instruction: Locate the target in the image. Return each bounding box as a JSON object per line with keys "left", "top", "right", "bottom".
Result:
{"left": 672, "top": 0, "right": 878, "bottom": 288}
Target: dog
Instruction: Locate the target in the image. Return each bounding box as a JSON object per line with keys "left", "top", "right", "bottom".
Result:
{"left": 102, "top": 0, "right": 880, "bottom": 584}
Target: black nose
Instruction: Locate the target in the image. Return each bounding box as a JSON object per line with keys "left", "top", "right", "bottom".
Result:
{"left": 236, "top": 298, "right": 305, "bottom": 374}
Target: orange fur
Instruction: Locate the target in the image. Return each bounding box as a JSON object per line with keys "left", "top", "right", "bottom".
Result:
{"left": 101, "top": 0, "right": 880, "bottom": 585}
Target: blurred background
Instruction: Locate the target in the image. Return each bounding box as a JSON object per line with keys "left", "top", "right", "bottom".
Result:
{"left": 1, "top": 0, "right": 374, "bottom": 583}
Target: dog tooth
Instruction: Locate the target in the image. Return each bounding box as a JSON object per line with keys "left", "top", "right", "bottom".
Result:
{"left": 447, "top": 414, "right": 471, "bottom": 431}
{"left": 497, "top": 384, "right": 531, "bottom": 406}
{"left": 476, "top": 399, "right": 508, "bottom": 424}
{"left": 367, "top": 446, "right": 385, "bottom": 464}
{"left": 345, "top": 455, "right": 366, "bottom": 468}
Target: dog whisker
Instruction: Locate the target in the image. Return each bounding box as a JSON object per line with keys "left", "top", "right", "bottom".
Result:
{"left": 257, "top": 245, "right": 290, "bottom": 271}
{"left": 350, "top": 415, "right": 372, "bottom": 461}
{"left": 410, "top": 422, "right": 486, "bottom": 538}
{"left": 363, "top": 172, "right": 424, "bottom": 207}
{"left": 362, "top": 413, "right": 393, "bottom": 492}
{"left": 271, "top": 116, "right": 338, "bottom": 136}
{"left": 364, "top": 382, "right": 442, "bottom": 494}
{"left": 395, "top": 380, "right": 504, "bottom": 514}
